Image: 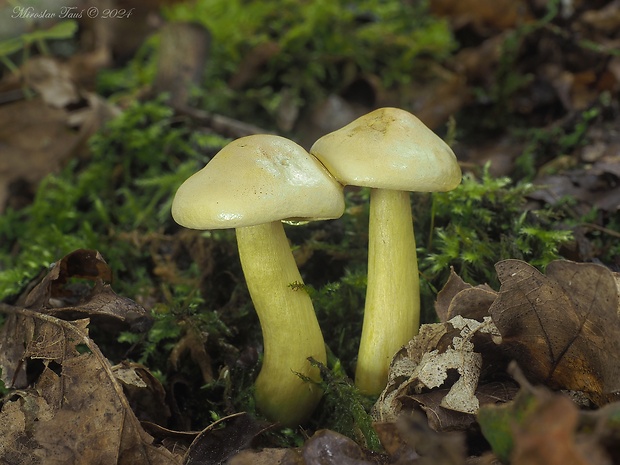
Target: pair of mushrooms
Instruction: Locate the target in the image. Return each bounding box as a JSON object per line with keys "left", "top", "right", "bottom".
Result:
{"left": 171, "top": 107, "right": 461, "bottom": 426}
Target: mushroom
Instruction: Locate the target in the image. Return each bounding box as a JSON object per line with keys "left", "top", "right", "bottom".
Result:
{"left": 171, "top": 134, "right": 344, "bottom": 425}
{"left": 310, "top": 107, "right": 461, "bottom": 395}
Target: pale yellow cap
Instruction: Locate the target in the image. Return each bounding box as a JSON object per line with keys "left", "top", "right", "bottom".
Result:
{"left": 310, "top": 107, "right": 461, "bottom": 192}
{"left": 171, "top": 135, "right": 345, "bottom": 229}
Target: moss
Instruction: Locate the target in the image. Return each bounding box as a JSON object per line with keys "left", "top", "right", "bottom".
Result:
{"left": 162, "top": 0, "right": 455, "bottom": 127}
{"left": 0, "top": 97, "right": 229, "bottom": 300}
{"left": 309, "top": 354, "right": 382, "bottom": 452}
{"left": 418, "top": 164, "right": 572, "bottom": 295}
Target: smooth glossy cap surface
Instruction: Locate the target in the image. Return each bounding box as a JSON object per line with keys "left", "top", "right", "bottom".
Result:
{"left": 310, "top": 107, "right": 461, "bottom": 192}
{"left": 171, "top": 135, "right": 345, "bottom": 229}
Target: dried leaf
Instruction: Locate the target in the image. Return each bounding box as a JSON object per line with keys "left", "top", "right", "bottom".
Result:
{"left": 580, "top": 2, "right": 620, "bottom": 35}
{"left": 511, "top": 394, "right": 603, "bottom": 465}
{"left": 435, "top": 268, "right": 497, "bottom": 323}
{"left": 400, "top": 381, "right": 518, "bottom": 432}
{"left": 0, "top": 98, "right": 82, "bottom": 211}
{"left": 529, "top": 171, "right": 620, "bottom": 213}
{"left": 479, "top": 363, "right": 611, "bottom": 465}
{"left": 23, "top": 56, "right": 80, "bottom": 108}
{"left": 435, "top": 269, "right": 471, "bottom": 323}
{"left": 373, "top": 422, "right": 417, "bottom": 461}
{"left": 374, "top": 316, "right": 502, "bottom": 423}
{"left": 0, "top": 306, "right": 180, "bottom": 465}
{"left": 489, "top": 259, "right": 620, "bottom": 401}
{"left": 375, "top": 414, "right": 466, "bottom": 465}
{"left": 20, "top": 249, "right": 151, "bottom": 331}
{"left": 21, "top": 249, "right": 113, "bottom": 308}
{"left": 113, "top": 362, "right": 171, "bottom": 425}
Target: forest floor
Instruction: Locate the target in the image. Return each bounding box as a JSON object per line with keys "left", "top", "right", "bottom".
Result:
{"left": 0, "top": 0, "right": 619, "bottom": 464}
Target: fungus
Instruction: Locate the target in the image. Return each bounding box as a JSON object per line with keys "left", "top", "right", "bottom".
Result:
{"left": 171, "top": 134, "right": 344, "bottom": 425}
{"left": 311, "top": 107, "right": 461, "bottom": 395}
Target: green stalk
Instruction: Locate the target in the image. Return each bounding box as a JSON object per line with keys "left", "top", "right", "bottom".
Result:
{"left": 236, "top": 221, "right": 326, "bottom": 426}
{"left": 355, "top": 188, "right": 420, "bottom": 395}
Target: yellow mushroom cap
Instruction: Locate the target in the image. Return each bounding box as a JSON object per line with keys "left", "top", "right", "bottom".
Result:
{"left": 310, "top": 107, "right": 461, "bottom": 192}
{"left": 171, "top": 134, "right": 345, "bottom": 229}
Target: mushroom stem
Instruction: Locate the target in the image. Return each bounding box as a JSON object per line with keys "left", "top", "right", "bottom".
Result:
{"left": 355, "top": 188, "right": 420, "bottom": 395}
{"left": 236, "top": 221, "right": 326, "bottom": 426}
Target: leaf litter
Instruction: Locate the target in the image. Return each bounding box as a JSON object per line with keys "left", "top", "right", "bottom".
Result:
{"left": 1, "top": 0, "right": 620, "bottom": 462}
{"left": 0, "top": 250, "right": 268, "bottom": 465}
{"left": 372, "top": 258, "right": 620, "bottom": 464}
{"left": 4, "top": 251, "right": 620, "bottom": 463}
{"left": 0, "top": 250, "right": 181, "bottom": 465}
{"left": 489, "top": 259, "right": 620, "bottom": 402}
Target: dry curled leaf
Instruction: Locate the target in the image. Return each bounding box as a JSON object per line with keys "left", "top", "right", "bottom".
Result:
{"left": 373, "top": 315, "right": 502, "bottom": 425}
{"left": 479, "top": 363, "right": 612, "bottom": 465}
{"left": 435, "top": 268, "right": 497, "bottom": 323}
{"left": 20, "top": 249, "right": 151, "bottom": 332}
{"left": 378, "top": 414, "right": 466, "bottom": 465}
{"left": 113, "top": 362, "right": 171, "bottom": 426}
{"left": 0, "top": 307, "right": 181, "bottom": 465}
{"left": 489, "top": 259, "right": 620, "bottom": 403}
{"left": 511, "top": 393, "right": 603, "bottom": 465}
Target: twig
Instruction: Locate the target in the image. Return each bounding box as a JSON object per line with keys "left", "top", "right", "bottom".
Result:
{"left": 174, "top": 104, "right": 274, "bottom": 138}
{"left": 579, "top": 222, "right": 620, "bottom": 239}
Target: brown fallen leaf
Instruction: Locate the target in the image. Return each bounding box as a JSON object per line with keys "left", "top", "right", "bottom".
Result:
{"left": 511, "top": 393, "right": 603, "bottom": 465}
{"left": 19, "top": 249, "right": 151, "bottom": 333}
{"left": 400, "top": 381, "right": 518, "bottom": 433}
{"left": 20, "top": 248, "right": 112, "bottom": 307}
{"left": 23, "top": 56, "right": 81, "bottom": 109}
{"left": 0, "top": 45, "right": 120, "bottom": 212}
{"left": 579, "top": 1, "right": 620, "bottom": 37}
{"left": 113, "top": 361, "right": 171, "bottom": 426}
{"left": 514, "top": 363, "right": 611, "bottom": 465}
{"left": 489, "top": 259, "right": 620, "bottom": 403}
{"left": 374, "top": 315, "right": 503, "bottom": 424}
{"left": 479, "top": 362, "right": 612, "bottom": 465}
{"left": 0, "top": 97, "right": 82, "bottom": 211}
{"left": 529, "top": 168, "right": 620, "bottom": 214}
{"left": 375, "top": 413, "right": 466, "bottom": 465}
{"left": 0, "top": 305, "right": 180, "bottom": 465}
{"left": 373, "top": 421, "right": 419, "bottom": 463}
{"left": 435, "top": 268, "right": 497, "bottom": 323}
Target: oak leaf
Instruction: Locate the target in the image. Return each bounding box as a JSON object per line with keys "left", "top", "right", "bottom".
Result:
{"left": 489, "top": 259, "right": 620, "bottom": 402}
